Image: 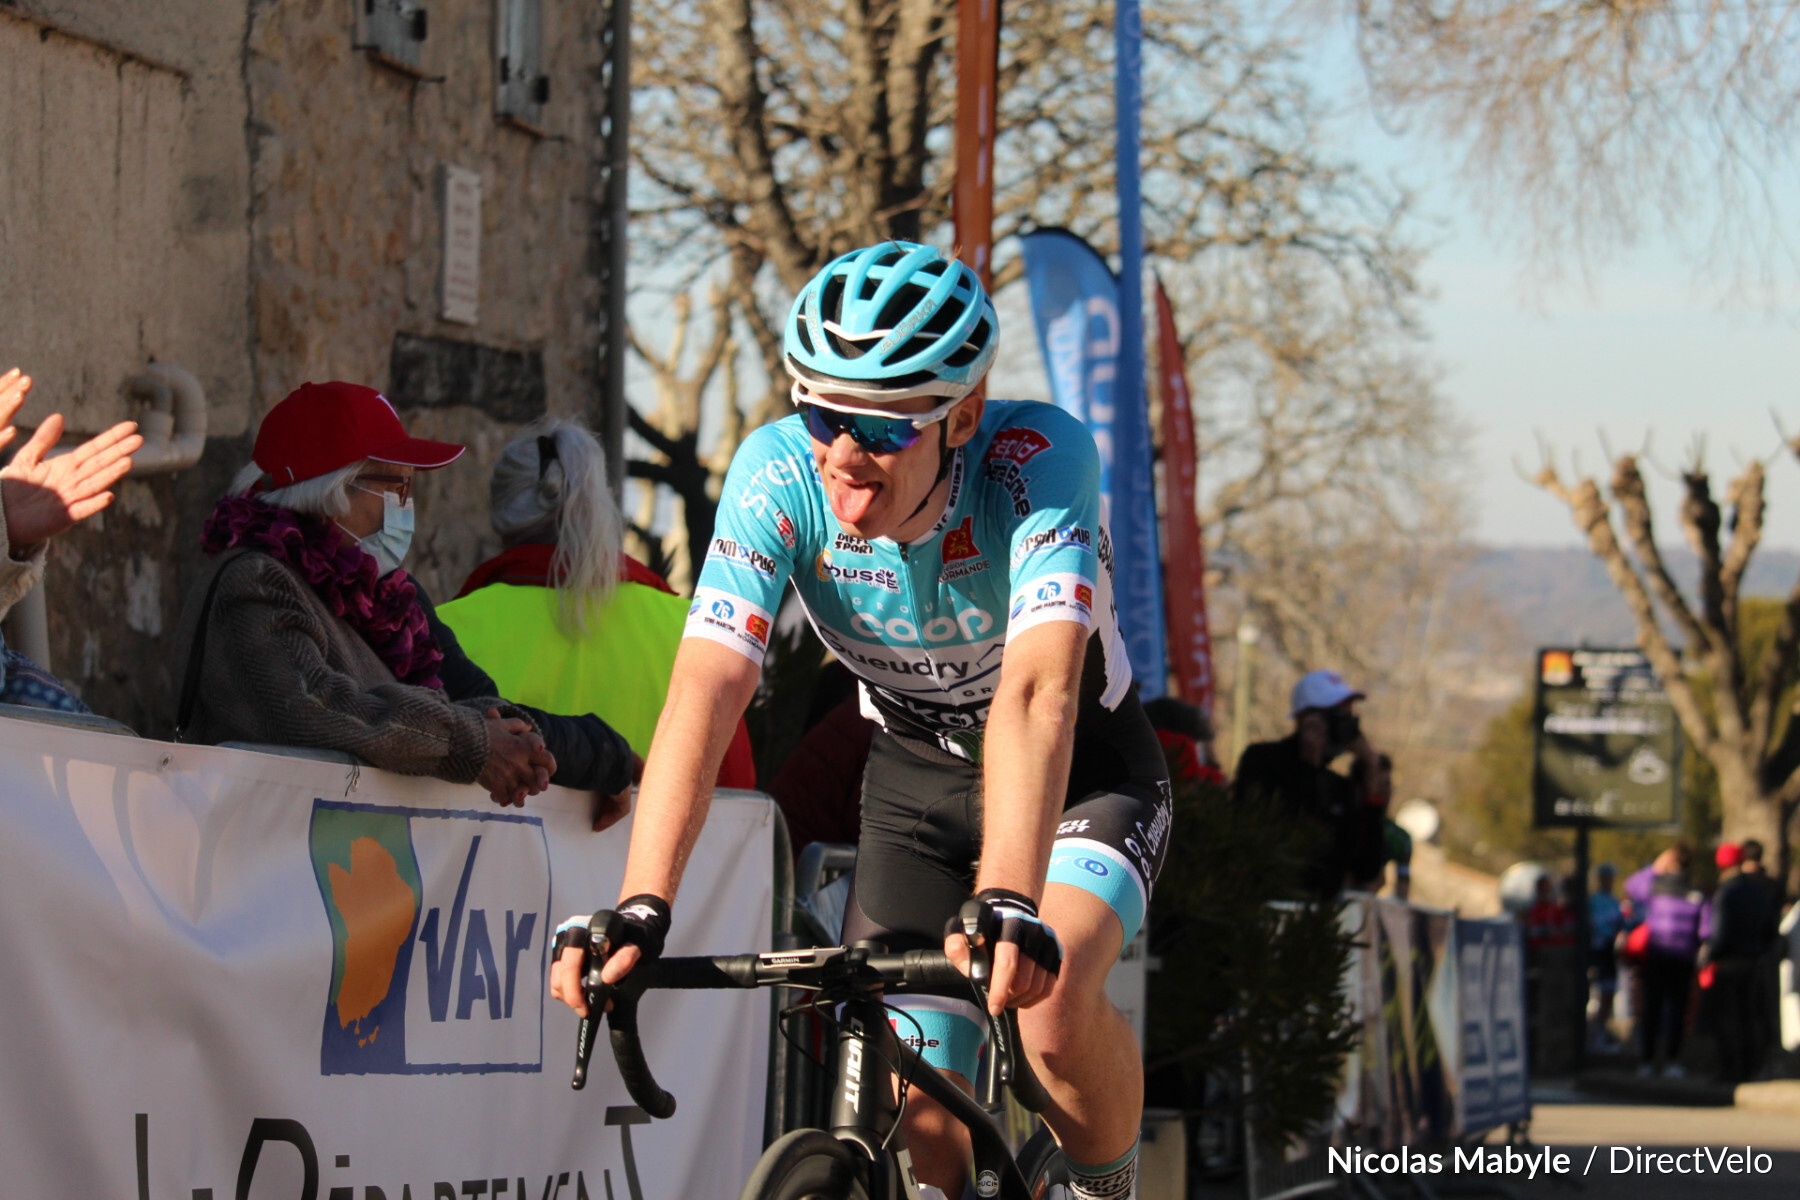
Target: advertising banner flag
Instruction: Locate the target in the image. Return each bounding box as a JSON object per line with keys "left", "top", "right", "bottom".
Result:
{"left": 0, "top": 721, "right": 774, "bottom": 1199}
{"left": 1155, "top": 278, "right": 1215, "bottom": 716}
{"left": 1021, "top": 228, "right": 1167, "bottom": 694}
{"left": 953, "top": 0, "right": 1002, "bottom": 291}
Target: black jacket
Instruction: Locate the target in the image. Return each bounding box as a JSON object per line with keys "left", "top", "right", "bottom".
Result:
{"left": 1232, "top": 735, "right": 1383, "bottom": 899}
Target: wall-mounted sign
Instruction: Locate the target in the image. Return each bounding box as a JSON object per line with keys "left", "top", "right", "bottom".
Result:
{"left": 1532, "top": 647, "right": 1680, "bottom": 828}
{"left": 440, "top": 165, "right": 481, "bottom": 326}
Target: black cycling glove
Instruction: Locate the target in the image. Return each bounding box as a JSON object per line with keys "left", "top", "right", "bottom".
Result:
{"left": 554, "top": 894, "right": 672, "bottom": 964}
{"left": 951, "top": 888, "right": 1064, "bottom": 978}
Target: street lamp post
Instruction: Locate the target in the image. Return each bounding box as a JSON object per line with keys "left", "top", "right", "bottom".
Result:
{"left": 1232, "top": 619, "right": 1259, "bottom": 771}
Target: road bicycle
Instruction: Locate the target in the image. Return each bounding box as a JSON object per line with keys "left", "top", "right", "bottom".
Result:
{"left": 568, "top": 899, "right": 1071, "bottom": 1200}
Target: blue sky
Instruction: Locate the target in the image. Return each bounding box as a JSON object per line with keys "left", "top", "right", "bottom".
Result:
{"left": 1292, "top": 16, "right": 1800, "bottom": 549}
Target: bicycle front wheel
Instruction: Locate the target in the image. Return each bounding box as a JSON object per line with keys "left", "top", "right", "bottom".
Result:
{"left": 1016, "top": 1125, "right": 1071, "bottom": 1199}
{"left": 739, "top": 1128, "right": 873, "bottom": 1200}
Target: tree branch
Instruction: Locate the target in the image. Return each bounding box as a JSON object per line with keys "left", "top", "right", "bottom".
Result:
{"left": 1536, "top": 462, "right": 1717, "bottom": 757}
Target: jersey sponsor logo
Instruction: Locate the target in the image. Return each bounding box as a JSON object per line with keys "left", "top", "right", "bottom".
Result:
{"left": 1010, "top": 572, "right": 1094, "bottom": 630}
{"left": 1076, "top": 857, "right": 1110, "bottom": 877}
{"left": 833, "top": 532, "right": 874, "bottom": 555}
{"left": 735, "top": 450, "right": 814, "bottom": 519}
{"left": 942, "top": 516, "right": 980, "bottom": 562}
{"left": 985, "top": 426, "right": 1053, "bottom": 466}
{"left": 939, "top": 557, "right": 990, "bottom": 584}
{"left": 985, "top": 459, "right": 1034, "bottom": 517}
{"left": 710, "top": 537, "right": 777, "bottom": 577}
{"left": 815, "top": 551, "right": 900, "bottom": 592}
{"left": 1013, "top": 524, "right": 1093, "bottom": 564}
{"left": 689, "top": 587, "right": 776, "bottom": 657}
{"left": 845, "top": 606, "right": 995, "bottom": 643}
{"left": 774, "top": 509, "right": 796, "bottom": 549}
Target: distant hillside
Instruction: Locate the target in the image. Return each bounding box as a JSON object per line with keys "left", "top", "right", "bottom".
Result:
{"left": 1461, "top": 545, "right": 1800, "bottom": 651}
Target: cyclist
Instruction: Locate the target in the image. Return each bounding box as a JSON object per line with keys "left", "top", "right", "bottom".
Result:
{"left": 551, "top": 242, "right": 1170, "bottom": 1200}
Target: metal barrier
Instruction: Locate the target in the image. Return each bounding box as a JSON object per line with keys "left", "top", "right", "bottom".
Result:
{"left": 1244, "top": 895, "right": 1531, "bottom": 1200}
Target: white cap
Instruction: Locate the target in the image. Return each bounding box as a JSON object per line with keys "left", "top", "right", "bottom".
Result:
{"left": 1290, "top": 669, "right": 1364, "bottom": 717}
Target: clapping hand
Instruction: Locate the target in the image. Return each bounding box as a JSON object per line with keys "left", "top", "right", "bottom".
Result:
{"left": 0, "top": 369, "right": 144, "bottom": 554}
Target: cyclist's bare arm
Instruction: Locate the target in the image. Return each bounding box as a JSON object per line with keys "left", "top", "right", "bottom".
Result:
{"left": 945, "top": 619, "right": 1085, "bottom": 1012}
{"left": 549, "top": 637, "right": 760, "bottom": 1015}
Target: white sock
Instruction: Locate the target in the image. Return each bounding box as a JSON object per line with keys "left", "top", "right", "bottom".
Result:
{"left": 1067, "top": 1140, "right": 1138, "bottom": 1200}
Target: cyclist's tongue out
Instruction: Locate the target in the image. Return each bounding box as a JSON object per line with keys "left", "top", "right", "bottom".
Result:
{"left": 830, "top": 477, "right": 881, "bottom": 524}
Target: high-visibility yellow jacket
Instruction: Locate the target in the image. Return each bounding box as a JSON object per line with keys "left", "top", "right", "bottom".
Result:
{"left": 439, "top": 545, "right": 756, "bottom": 788}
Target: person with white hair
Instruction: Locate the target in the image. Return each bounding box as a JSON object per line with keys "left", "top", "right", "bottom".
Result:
{"left": 436, "top": 418, "right": 756, "bottom": 816}
{"left": 172, "top": 382, "right": 635, "bottom": 812}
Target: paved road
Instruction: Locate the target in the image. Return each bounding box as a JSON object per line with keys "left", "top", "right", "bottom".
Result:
{"left": 1482, "top": 1099, "right": 1800, "bottom": 1199}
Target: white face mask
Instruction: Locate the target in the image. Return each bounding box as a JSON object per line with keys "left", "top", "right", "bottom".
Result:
{"left": 347, "top": 487, "right": 415, "bottom": 576}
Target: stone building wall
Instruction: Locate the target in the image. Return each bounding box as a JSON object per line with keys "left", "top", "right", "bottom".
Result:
{"left": 0, "top": 0, "right": 613, "bottom": 734}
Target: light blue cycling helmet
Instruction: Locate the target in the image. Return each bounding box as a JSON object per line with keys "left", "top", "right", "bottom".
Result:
{"left": 784, "top": 241, "right": 999, "bottom": 402}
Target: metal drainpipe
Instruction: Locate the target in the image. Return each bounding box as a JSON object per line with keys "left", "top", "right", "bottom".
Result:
{"left": 8, "top": 363, "right": 208, "bottom": 671}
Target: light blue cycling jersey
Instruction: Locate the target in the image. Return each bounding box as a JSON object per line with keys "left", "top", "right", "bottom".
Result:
{"left": 685, "top": 399, "right": 1131, "bottom": 758}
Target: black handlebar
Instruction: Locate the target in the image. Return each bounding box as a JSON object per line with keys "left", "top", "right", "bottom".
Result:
{"left": 570, "top": 908, "right": 1049, "bottom": 1119}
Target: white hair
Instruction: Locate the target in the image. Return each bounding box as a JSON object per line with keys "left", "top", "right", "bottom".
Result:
{"left": 228, "top": 460, "right": 365, "bottom": 517}
{"left": 490, "top": 418, "right": 622, "bottom": 636}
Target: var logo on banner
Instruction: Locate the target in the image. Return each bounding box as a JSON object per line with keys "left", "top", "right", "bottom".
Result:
{"left": 308, "top": 800, "right": 552, "bottom": 1075}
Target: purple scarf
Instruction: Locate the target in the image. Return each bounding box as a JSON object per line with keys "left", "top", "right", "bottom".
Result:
{"left": 201, "top": 496, "right": 444, "bottom": 690}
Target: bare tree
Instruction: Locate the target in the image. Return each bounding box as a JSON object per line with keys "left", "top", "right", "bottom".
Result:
{"left": 624, "top": 0, "right": 1456, "bottom": 596}
{"left": 1533, "top": 446, "right": 1797, "bottom": 884}
{"left": 1343, "top": 0, "right": 1800, "bottom": 284}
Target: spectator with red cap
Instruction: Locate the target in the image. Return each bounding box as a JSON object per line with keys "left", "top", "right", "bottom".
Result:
{"left": 172, "top": 382, "right": 635, "bottom": 813}
{"left": 1231, "top": 669, "right": 1386, "bottom": 899}
{"left": 1706, "top": 839, "right": 1780, "bottom": 1081}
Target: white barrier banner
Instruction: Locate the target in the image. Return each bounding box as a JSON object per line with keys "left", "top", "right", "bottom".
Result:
{"left": 0, "top": 721, "right": 775, "bottom": 1199}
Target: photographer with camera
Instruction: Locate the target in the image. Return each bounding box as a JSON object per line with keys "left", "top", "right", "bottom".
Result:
{"left": 1232, "top": 669, "right": 1387, "bottom": 900}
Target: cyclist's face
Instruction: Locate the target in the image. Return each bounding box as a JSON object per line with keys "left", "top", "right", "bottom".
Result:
{"left": 809, "top": 392, "right": 984, "bottom": 540}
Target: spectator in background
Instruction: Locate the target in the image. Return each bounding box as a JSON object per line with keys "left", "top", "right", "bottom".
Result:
{"left": 1348, "top": 751, "right": 1410, "bottom": 895}
{"left": 1143, "top": 695, "right": 1226, "bottom": 787}
{"left": 0, "top": 368, "right": 143, "bottom": 712}
{"left": 1526, "top": 874, "right": 1577, "bottom": 951}
{"left": 765, "top": 662, "right": 874, "bottom": 851}
{"left": 1589, "top": 863, "right": 1627, "bottom": 1051}
{"left": 437, "top": 419, "right": 755, "bottom": 811}
{"left": 1627, "top": 845, "right": 1709, "bottom": 1077}
{"left": 1232, "top": 669, "right": 1384, "bottom": 899}
{"left": 173, "top": 383, "right": 634, "bottom": 815}
{"left": 1707, "top": 840, "right": 1779, "bottom": 1081}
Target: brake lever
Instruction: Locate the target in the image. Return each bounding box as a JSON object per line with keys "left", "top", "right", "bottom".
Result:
{"left": 571, "top": 910, "right": 615, "bottom": 1090}
{"left": 958, "top": 899, "right": 1010, "bottom": 1112}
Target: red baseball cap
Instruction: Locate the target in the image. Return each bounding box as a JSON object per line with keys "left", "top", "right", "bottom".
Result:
{"left": 253, "top": 381, "right": 464, "bottom": 487}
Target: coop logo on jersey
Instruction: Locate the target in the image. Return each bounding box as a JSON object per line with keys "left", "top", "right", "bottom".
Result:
{"left": 814, "top": 551, "right": 900, "bottom": 592}
{"left": 310, "top": 801, "right": 551, "bottom": 1076}
{"left": 985, "top": 427, "right": 1052, "bottom": 466}
{"left": 710, "top": 537, "right": 777, "bottom": 578}
{"left": 833, "top": 532, "right": 874, "bottom": 555}
{"left": 1013, "top": 524, "right": 1092, "bottom": 564}
{"left": 745, "top": 613, "right": 771, "bottom": 643}
{"left": 942, "top": 516, "right": 980, "bottom": 563}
